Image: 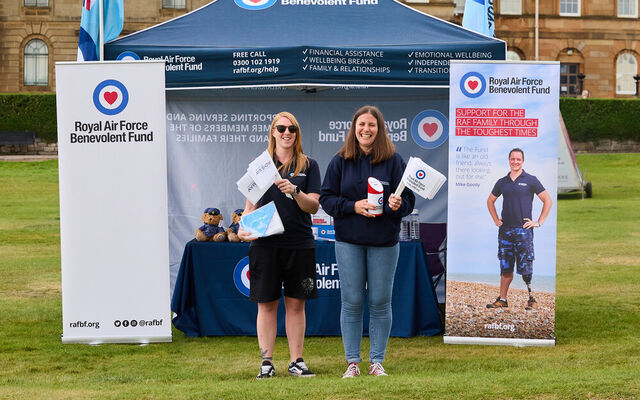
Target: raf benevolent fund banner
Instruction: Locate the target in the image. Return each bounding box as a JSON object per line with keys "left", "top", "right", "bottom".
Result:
{"left": 445, "top": 61, "right": 559, "bottom": 346}
{"left": 56, "top": 61, "right": 171, "bottom": 344}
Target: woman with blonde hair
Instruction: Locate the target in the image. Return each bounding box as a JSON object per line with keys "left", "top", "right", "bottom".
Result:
{"left": 238, "top": 111, "right": 321, "bottom": 379}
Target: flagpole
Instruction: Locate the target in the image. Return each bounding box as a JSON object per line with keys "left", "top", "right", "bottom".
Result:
{"left": 99, "top": 0, "right": 104, "bottom": 61}
{"left": 535, "top": 0, "right": 539, "bottom": 60}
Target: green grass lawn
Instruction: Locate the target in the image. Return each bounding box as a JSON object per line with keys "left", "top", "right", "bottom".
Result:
{"left": 0, "top": 154, "right": 639, "bottom": 399}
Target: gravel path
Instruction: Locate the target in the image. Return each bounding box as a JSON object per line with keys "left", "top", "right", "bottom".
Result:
{"left": 445, "top": 280, "right": 555, "bottom": 340}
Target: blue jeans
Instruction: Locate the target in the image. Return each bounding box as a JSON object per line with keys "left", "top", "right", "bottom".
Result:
{"left": 335, "top": 241, "right": 400, "bottom": 364}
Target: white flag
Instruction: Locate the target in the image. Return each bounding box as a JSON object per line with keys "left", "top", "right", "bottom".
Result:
{"left": 247, "top": 150, "right": 279, "bottom": 189}
{"left": 239, "top": 150, "right": 292, "bottom": 203}
{"left": 395, "top": 157, "right": 447, "bottom": 200}
{"left": 236, "top": 171, "right": 268, "bottom": 205}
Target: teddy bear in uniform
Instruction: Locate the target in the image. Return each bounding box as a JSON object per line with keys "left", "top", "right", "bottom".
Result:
{"left": 226, "top": 208, "right": 244, "bottom": 242}
{"left": 195, "top": 208, "right": 227, "bottom": 242}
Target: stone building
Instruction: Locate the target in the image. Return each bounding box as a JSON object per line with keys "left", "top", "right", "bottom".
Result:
{"left": 1, "top": 0, "right": 639, "bottom": 98}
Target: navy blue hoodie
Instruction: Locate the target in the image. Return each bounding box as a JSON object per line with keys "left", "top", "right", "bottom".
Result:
{"left": 320, "top": 153, "right": 415, "bottom": 247}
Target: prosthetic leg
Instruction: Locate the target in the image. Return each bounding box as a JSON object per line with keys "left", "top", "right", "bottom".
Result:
{"left": 523, "top": 274, "right": 536, "bottom": 310}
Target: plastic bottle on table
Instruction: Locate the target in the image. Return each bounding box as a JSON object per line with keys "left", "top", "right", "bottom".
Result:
{"left": 410, "top": 209, "right": 420, "bottom": 240}
{"left": 399, "top": 216, "right": 410, "bottom": 241}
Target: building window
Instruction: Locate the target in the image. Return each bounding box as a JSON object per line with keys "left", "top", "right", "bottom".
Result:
{"left": 501, "top": 0, "right": 522, "bottom": 15}
{"left": 162, "top": 0, "right": 186, "bottom": 8}
{"left": 453, "top": 0, "right": 465, "bottom": 15}
{"left": 616, "top": 53, "right": 637, "bottom": 95}
{"left": 618, "top": 0, "right": 638, "bottom": 17}
{"left": 560, "top": 0, "right": 580, "bottom": 16}
{"left": 507, "top": 50, "right": 522, "bottom": 61}
{"left": 24, "top": 39, "right": 48, "bottom": 86}
{"left": 24, "top": 0, "right": 48, "bottom": 6}
{"left": 560, "top": 63, "right": 580, "bottom": 96}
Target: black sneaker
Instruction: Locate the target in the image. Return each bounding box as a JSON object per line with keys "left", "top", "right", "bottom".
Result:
{"left": 288, "top": 358, "right": 315, "bottom": 377}
{"left": 526, "top": 296, "right": 537, "bottom": 310}
{"left": 256, "top": 361, "right": 275, "bottom": 380}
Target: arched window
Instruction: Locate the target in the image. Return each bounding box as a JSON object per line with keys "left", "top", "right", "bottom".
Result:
{"left": 507, "top": 50, "right": 522, "bottom": 61}
{"left": 616, "top": 53, "right": 637, "bottom": 95}
{"left": 24, "top": 39, "right": 48, "bottom": 86}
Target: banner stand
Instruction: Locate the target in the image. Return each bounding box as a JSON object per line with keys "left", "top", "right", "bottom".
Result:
{"left": 57, "top": 61, "right": 171, "bottom": 344}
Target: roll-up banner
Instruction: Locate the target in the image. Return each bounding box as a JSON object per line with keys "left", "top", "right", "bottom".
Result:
{"left": 56, "top": 61, "right": 171, "bottom": 344}
{"left": 445, "top": 61, "right": 559, "bottom": 346}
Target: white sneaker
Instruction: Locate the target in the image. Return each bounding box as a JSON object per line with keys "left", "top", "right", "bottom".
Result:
{"left": 342, "top": 362, "right": 360, "bottom": 378}
{"left": 368, "top": 362, "right": 388, "bottom": 376}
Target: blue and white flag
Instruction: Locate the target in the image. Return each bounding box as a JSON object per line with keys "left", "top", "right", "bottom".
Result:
{"left": 77, "top": 0, "right": 124, "bottom": 61}
{"left": 462, "top": 0, "right": 494, "bottom": 37}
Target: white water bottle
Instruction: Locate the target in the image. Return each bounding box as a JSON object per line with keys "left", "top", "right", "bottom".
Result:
{"left": 410, "top": 209, "right": 420, "bottom": 240}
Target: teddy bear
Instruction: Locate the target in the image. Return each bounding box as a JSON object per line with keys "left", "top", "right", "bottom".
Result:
{"left": 226, "top": 208, "right": 244, "bottom": 242}
{"left": 195, "top": 208, "right": 227, "bottom": 242}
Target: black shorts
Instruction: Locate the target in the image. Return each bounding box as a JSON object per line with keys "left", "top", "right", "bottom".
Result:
{"left": 248, "top": 246, "right": 318, "bottom": 303}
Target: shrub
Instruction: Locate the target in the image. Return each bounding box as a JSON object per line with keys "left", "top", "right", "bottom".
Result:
{"left": 560, "top": 98, "right": 640, "bottom": 142}
{"left": 0, "top": 93, "right": 57, "bottom": 143}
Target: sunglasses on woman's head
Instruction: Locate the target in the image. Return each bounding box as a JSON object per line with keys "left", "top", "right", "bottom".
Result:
{"left": 275, "top": 125, "right": 298, "bottom": 133}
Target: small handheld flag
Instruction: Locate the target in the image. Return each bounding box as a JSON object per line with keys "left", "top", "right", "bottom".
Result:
{"left": 394, "top": 157, "right": 447, "bottom": 200}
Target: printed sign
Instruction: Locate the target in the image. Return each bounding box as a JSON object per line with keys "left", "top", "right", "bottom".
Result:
{"left": 445, "top": 61, "right": 559, "bottom": 346}
{"left": 56, "top": 61, "right": 171, "bottom": 344}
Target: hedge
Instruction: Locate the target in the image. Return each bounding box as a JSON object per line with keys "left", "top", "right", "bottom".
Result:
{"left": 560, "top": 98, "right": 640, "bottom": 142}
{"left": 2, "top": 93, "right": 640, "bottom": 144}
{"left": 0, "top": 93, "right": 58, "bottom": 143}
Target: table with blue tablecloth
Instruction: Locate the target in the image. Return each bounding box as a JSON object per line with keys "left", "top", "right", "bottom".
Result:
{"left": 171, "top": 240, "right": 442, "bottom": 337}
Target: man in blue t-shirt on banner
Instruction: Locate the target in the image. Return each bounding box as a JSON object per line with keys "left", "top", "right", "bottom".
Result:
{"left": 486, "top": 148, "right": 553, "bottom": 310}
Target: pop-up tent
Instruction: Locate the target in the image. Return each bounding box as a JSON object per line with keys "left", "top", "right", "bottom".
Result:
{"left": 105, "top": 0, "right": 505, "bottom": 88}
{"left": 105, "top": 0, "right": 505, "bottom": 309}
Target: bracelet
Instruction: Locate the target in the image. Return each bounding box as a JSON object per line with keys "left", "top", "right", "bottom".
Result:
{"left": 537, "top": 220, "right": 542, "bottom": 227}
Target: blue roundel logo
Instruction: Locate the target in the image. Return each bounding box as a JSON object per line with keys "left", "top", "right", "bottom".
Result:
{"left": 460, "top": 72, "right": 486, "bottom": 98}
{"left": 411, "top": 110, "right": 449, "bottom": 149}
{"left": 416, "top": 170, "right": 426, "bottom": 180}
{"left": 235, "top": 0, "right": 277, "bottom": 10}
{"left": 378, "top": 196, "right": 383, "bottom": 205}
{"left": 233, "top": 256, "right": 251, "bottom": 297}
{"left": 116, "top": 51, "right": 140, "bottom": 61}
{"left": 92, "top": 79, "right": 129, "bottom": 116}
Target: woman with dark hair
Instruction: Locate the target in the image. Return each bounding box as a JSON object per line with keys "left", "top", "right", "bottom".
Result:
{"left": 238, "top": 111, "right": 321, "bottom": 379}
{"left": 320, "top": 105, "right": 415, "bottom": 378}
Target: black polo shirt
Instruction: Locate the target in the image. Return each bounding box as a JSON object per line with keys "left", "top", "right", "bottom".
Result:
{"left": 252, "top": 156, "right": 321, "bottom": 249}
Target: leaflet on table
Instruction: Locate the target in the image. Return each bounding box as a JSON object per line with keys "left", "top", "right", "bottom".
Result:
{"left": 239, "top": 201, "right": 284, "bottom": 238}
{"left": 394, "top": 156, "right": 447, "bottom": 200}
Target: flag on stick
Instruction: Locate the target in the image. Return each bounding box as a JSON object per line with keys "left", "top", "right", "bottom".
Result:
{"left": 78, "top": 0, "right": 124, "bottom": 61}
{"left": 237, "top": 150, "right": 293, "bottom": 204}
{"left": 394, "top": 157, "right": 447, "bottom": 200}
